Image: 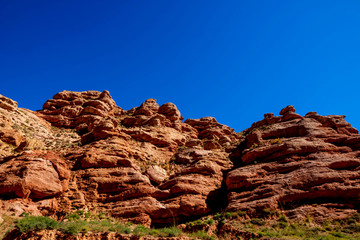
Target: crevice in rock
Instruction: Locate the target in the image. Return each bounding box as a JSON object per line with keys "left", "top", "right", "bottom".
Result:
{"left": 206, "top": 169, "right": 231, "bottom": 214}
{"left": 329, "top": 160, "right": 360, "bottom": 170}
{"left": 280, "top": 196, "right": 358, "bottom": 211}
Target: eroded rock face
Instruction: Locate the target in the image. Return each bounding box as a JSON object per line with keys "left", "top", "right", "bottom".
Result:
{"left": 0, "top": 95, "right": 24, "bottom": 150}
{"left": 0, "top": 94, "right": 18, "bottom": 111}
{"left": 227, "top": 106, "right": 360, "bottom": 221}
{"left": 39, "top": 90, "right": 123, "bottom": 144}
{"left": 1, "top": 91, "right": 360, "bottom": 229}
{"left": 0, "top": 151, "right": 70, "bottom": 199}
{"left": 185, "top": 117, "right": 238, "bottom": 147}
{"left": 32, "top": 91, "right": 237, "bottom": 225}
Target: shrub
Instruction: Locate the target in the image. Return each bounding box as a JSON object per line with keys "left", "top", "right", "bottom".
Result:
{"left": 133, "top": 225, "right": 150, "bottom": 236}
{"left": 16, "top": 216, "right": 59, "bottom": 233}
{"left": 250, "top": 218, "right": 266, "bottom": 226}
{"left": 207, "top": 218, "right": 214, "bottom": 225}
{"left": 224, "top": 212, "right": 232, "bottom": 219}
{"left": 113, "top": 223, "right": 131, "bottom": 234}
{"left": 19, "top": 212, "right": 30, "bottom": 217}
{"left": 278, "top": 221, "right": 288, "bottom": 229}
{"left": 157, "top": 226, "right": 182, "bottom": 237}
{"left": 60, "top": 221, "right": 88, "bottom": 235}
{"left": 123, "top": 227, "right": 131, "bottom": 234}
{"left": 76, "top": 210, "right": 84, "bottom": 216}
{"left": 98, "top": 212, "right": 107, "bottom": 220}
{"left": 278, "top": 215, "right": 288, "bottom": 223}
{"left": 259, "top": 227, "right": 279, "bottom": 238}
{"left": 65, "top": 213, "right": 80, "bottom": 221}
{"left": 195, "top": 219, "right": 202, "bottom": 225}
{"left": 84, "top": 212, "right": 91, "bottom": 219}
{"left": 331, "top": 231, "right": 346, "bottom": 238}
{"left": 213, "top": 213, "right": 222, "bottom": 220}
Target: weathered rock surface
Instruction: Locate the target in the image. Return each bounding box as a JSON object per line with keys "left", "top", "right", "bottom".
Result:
{"left": 0, "top": 151, "right": 70, "bottom": 199}
{"left": 0, "top": 97, "right": 80, "bottom": 157}
{"left": 0, "top": 94, "right": 18, "bottom": 111}
{"left": 227, "top": 106, "right": 360, "bottom": 221}
{"left": 1, "top": 92, "right": 360, "bottom": 237}
{"left": 28, "top": 91, "right": 237, "bottom": 226}
{"left": 39, "top": 90, "right": 123, "bottom": 145}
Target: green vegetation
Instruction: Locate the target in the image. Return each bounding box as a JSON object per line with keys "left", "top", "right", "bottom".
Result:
{"left": 186, "top": 217, "right": 215, "bottom": 229}
{"left": 3, "top": 211, "right": 360, "bottom": 240}
{"left": 250, "top": 218, "right": 266, "bottom": 226}
{"left": 132, "top": 225, "right": 183, "bottom": 237}
{"left": 12, "top": 214, "right": 132, "bottom": 236}
{"left": 151, "top": 226, "right": 183, "bottom": 237}
{"left": 8, "top": 212, "right": 187, "bottom": 238}
{"left": 7, "top": 210, "right": 220, "bottom": 239}
{"left": 213, "top": 210, "right": 247, "bottom": 223}
{"left": 238, "top": 212, "right": 360, "bottom": 240}
{"left": 16, "top": 216, "right": 59, "bottom": 233}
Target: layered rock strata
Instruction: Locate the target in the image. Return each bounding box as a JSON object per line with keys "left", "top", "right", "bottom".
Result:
{"left": 227, "top": 106, "right": 360, "bottom": 221}
{"left": 0, "top": 91, "right": 360, "bottom": 229}
{"left": 0, "top": 91, "right": 238, "bottom": 226}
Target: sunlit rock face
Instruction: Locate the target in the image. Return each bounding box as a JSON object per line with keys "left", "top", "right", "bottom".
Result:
{"left": 227, "top": 106, "right": 360, "bottom": 221}
{"left": 1, "top": 92, "right": 360, "bottom": 228}
{"left": 0, "top": 91, "right": 239, "bottom": 226}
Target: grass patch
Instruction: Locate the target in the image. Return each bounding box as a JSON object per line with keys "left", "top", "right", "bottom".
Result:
{"left": 150, "top": 226, "right": 183, "bottom": 237}
{"left": 13, "top": 214, "right": 186, "bottom": 238}
{"left": 14, "top": 214, "right": 132, "bottom": 236}
{"left": 9, "top": 212, "right": 360, "bottom": 240}
{"left": 239, "top": 213, "right": 360, "bottom": 240}
{"left": 16, "top": 216, "right": 59, "bottom": 233}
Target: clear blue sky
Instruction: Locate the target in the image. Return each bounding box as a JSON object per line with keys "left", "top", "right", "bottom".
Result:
{"left": 1, "top": 1, "right": 360, "bottom": 132}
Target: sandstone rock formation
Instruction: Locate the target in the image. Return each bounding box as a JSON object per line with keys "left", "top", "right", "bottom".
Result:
{"left": 38, "top": 90, "right": 123, "bottom": 145}
{"left": 0, "top": 91, "right": 238, "bottom": 227}
{"left": 0, "top": 151, "right": 70, "bottom": 199}
{"left": 227, "top": 106, "right": 360, "bottom": 221}
{"left": 0, "top": 91, "right": 360, "bottom": 239}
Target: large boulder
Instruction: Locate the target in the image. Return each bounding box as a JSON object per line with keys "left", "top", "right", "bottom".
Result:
{"left": 0, "top": 151, "right": 70, "bottom": 199}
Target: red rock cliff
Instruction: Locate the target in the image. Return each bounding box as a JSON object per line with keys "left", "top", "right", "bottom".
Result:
{"left": 0, "top": 91, "right": 359, "bottom": 228}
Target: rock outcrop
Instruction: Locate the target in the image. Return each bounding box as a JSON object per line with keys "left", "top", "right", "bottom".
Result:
{"left": 0, "top": 94, "right": 18, "bottom": 111}
{"left": 0, "top": 151, "right": 70, "bottom": 199}
{"left": 38, "top": 90, "right": 123, "bottom": 144}
{"left": 1, "top": 91, "right": 360, "bottom": 237}
{"left": 227, "top": 106, "right": 360, "bottom": 221}
{"left": 30, "top": 91, "right": 239, "bottom": 226}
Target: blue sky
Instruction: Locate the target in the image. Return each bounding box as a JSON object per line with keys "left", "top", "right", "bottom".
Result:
{"left": 1, "top": 1, "right": 360, "bottom": 132}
